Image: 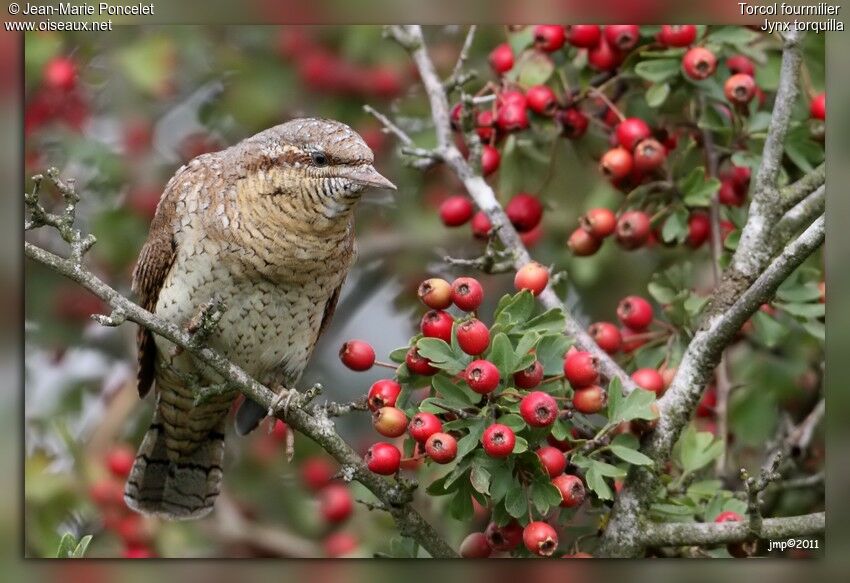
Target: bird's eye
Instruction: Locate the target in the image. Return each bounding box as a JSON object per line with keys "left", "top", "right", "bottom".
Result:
{"left": 311, "top": 151, "right": 328, "bottom": 167}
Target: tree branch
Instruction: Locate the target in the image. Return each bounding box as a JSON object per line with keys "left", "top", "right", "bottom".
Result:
{"left": 780, "top": 163, "right": 825, "bottom": 210}
{"left": 386, "top": 25, "right": 637, "bottom": 393}
{"left": 640, "top": 512, "right": 824, "bottom": 548}
{"left": 776, "top": 185, "right": 825, "bottom": 240}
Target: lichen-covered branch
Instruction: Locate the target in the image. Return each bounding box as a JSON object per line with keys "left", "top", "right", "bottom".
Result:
{"left": 781, "top": 163, "right": 825, "bottom": 210}
{"left": 385, "top": 25, "right": 638, "bottom": 393}
{"left": 599, "top": 216, "right": 824, "bottom": 556}
{"left": 24, "top": 241, "right": 457, "bottom": 558}
{"left": 776, "top": 185, "right": 825, "bottom": 241}
{"left": 640, "top": 512, "right": 824, "bottom": 548}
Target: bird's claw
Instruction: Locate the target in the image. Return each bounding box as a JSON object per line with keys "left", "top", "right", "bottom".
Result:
{"left": 268, "top": 388, "right": 299, "bottom": 419}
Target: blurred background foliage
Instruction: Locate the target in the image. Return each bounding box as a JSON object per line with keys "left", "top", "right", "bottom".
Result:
{"left": 24, "top": 25, "right": 823, "bottom": 558}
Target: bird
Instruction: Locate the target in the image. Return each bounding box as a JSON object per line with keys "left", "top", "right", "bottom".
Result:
{"left": 124, "top": 118, "right": 396, "bottom": 520}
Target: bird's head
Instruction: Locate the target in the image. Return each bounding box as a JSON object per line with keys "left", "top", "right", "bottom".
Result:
{"left": 237, "top": 118, "right": 395, "bottom": 226}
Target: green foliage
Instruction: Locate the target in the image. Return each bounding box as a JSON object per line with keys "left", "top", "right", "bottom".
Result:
{"left": 55, "top": 533, "right": 92, "bottom": 558}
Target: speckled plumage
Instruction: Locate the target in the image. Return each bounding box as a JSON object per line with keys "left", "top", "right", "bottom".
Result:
{"left": 124, "top": 118, "right": 395, "bottom": 520}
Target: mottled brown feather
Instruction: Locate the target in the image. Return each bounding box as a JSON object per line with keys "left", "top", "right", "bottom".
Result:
{"left": 131, "top": 174, "right": 181, "bottom": 397}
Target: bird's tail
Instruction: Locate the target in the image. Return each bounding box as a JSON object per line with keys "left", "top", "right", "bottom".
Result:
{"left": 124, "top": 412, "right": 226, "bottom": 520}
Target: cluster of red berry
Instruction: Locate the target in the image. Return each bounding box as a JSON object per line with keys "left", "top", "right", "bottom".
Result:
{"left": 278, "top": 29, "right": 406, "bottom": 99}
{"left": 88, "top": 445, "right": 156, "bottom": 558}
{"left": 25, "top": 56, "right": 88, "bottom": 136}
{"left": 298, "top": 455, "right": 360, "bottom": 557}
{"left": 337, "top": 264, "right": 670, "bottom": 557}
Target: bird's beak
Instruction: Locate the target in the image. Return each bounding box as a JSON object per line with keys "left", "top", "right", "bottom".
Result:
{"left": 342, "top": 165, "right": 397, "bottom": 191}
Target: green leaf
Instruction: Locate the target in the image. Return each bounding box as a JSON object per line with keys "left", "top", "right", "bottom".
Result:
{"left": 646, "top": 82, "right": 670, "bottom": 107}
{"left": 776, "top": 301, "right": 825, "bottom": 320}
{"left": 607, "top": 379, "right": 658, "bottom": 424}
{"left": 536, "top": 334, "right": 572, "bottom": 375}
{"left": 515, "top": 331, "right": 541, "bottom": 359}
{"left": 684, "top": 293, "right": 709, "bottom": 317}
{"left": 674, "top": 424, "right": 725, "bottom": 475}
{"left": 551, "top": 418, "right": 570, "bottom": 441}
{"left": 679, "top": 167, "right": 720, "bottom": 208}
{"left": 706, "top": 26, "right": 760, "bottom": 49}
{"left": 487, "top": 333, "right": 517, "bottom": 379}
{"left": 777, "top": 281, "right": 822, "bottom": 303}
{"left": 449, "top": 483, "right": 475, "bottom": 521}
{"left": 495, "top": 290, "right": 536, "bottom": 328}
{"left": 513, "top": 48, "right": 555, "bottom": 88}
{"left": 610, "top": 444, "right": 654, "bottom": 466}
{"left": 519, "top": 308, "right": 567, "bottom": 334}
{"left": 661, "top": 208, "right": 689, "bottom": 244}
{"left": 648, "top": 281, "right": 678, "bottom": 304}
{"left": 584, "top": 465, "right": 613, "bottom": 500}
{"left": 71, "top": 535, "right": 93, "bottom": 558}
{"left": 752, "top": 310, "right": 786, "bottom": 348}
{"left": 498, "top": 413, "right": 527, "bottom": 433}
{"left": 505, "top": 484, "right": 528, "bottom": 518}
{"left": 635, "top": 59, "right": 680, "bottom": 83}
{"left": 530, "top": 480, "right": 562, "bottom": 514}
{"left": 432, "top": 374, "right": 474, "bottom": 406}
{"left": 512, "top": 436, "right": 529, "bottom": 454}
{"left": 456, "top": 419, "right": 487, "bottom": 460}
{"left": 687, "top": 479, "right": 723, "bottom": 501}
{"left": 389, "top": 536, "right": 420, "bottom": 558}
{"left": 416, "top": 338, "right": 467, "bottom": 374}
{"left": 470, "top": 466, "right": 492, "bottom": 496}
{"left": 56, "top": 533, "right": 78, "bottom": 558}
{"left": 489, "top": 464, "right": 514, "bottom": 503}
{"left": 802, "top": 319, "right": 825, "bottom": 341}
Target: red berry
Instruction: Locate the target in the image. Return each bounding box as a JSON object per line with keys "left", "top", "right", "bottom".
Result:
{"left": 724, "top": 74, "right": 757, "bottom": 105}
{"left": 439, "top": 196, "right": 475, "bottom": 227}
{"left": 615, "top": 118, "right": 651, "bottom": 151}
{"left": 489, "top": 43, "right": 514, "bottom": 74}
{"left": 615, "top": 211, "right": 651, "bottom": 250}
{"left": 683, "top": 47, "right": 717, "bottom": 80}
{"left": 301, "top": 457, "right": 335, "bottom": 491}
{"left": 620, "top": 326, "right": 647, "bottom": 353}
{"left": 523, "top": 521, "right": 559, "bottom": 557}
{"left": 421, "top": 309, "right": 455, "bottom": 343}
{"left": 418, "top": 278, "right": 453, "bottom": 309}
{"left": 565, "top": 25, "right": 601, "bottom": 48}
{"left": 425, "top": 432, "right": 458, "bottom": 464}
{"left": 587, "top": 37, "right": 621, "bottom": 71}
{"left": 810, "top": 92, "right": 825, "bottom": 120}
{"left": 409, "top": 412, "right": 443, "bottom": 442}
{"left": 617, "top": 295, "right": 654, "bottom": 330}
{"left": 600, "top": 147, "right": 634, "bottom": 180}
{"left": 534, "top": 25, "right": 567, "bottom": 52}
{"left": 373, "top": 406, "right": 409, "bottom": 438}
{"left": 456, "top": 319, "right": 491, "bottom": 355}
{"left": 572, "top": 385, "right": 606, "bottom": 414}
{"left": 514, "top": 360, "right": 544, "bottom": 389}
{"left": 728, "top": 165, "right": 751, "bottom": 189}
{"left": 106, "top": 445, "right": 135, "bottom": 479}
{"left": 567, "top": 227, "right": 602, "bottom": 257}
{"left": 43, "top": 56, "right": 77, "bottom": 91}
{"left": 588, "top": 322, "right": 622, "bottom": 353}
{"left": 406, "top": 346, "right": 438, "bottom": 376}
{"left": 505, "top": 193, "right": 543, "bottom": 232}
{"left": 563, "top": 351, "right": 599, "bottom": 388}
{"left": 471, "top": 211, "right": 492, "bottom": 239}
{"left": 604, "top": 25, "right": 641, "bottom": 52}
{"left": 367, "top": 379, "right": 402, "bottom": 411}
{"left": 451, "top": 277, "right": 484, "bottom": 312}
{"left": 536, "top": 445, "right": 567, "bottom": 477}
{"left": 482, "top": 423, "right": 516, "bottom": 458}
{"left": 497, "top": 89, "right": 527, "bottom": 108}
{"left": 715, "top": 510, "right": 744, "bottom": 523}
{"left": 633, "top": 138, "right": 666, "bottom": 173}
{"left": 481, "top": 144, "right": 501, "bottom": 176}
{"left": 485, "top": 521, "right": 523, "bottom": 551}
{"left": 526, "top": 84, "right": 558, "bottom": 116}
{"left": 339, "top": 340, "right": 375, "bottom": 371}
{"left": 514, "top": 262, "right": 549, "bottom": 296}
{"left": 631, "top": 368, "right": 665, "bottom": 396}
{"left": 581, "top": 208, "right": 617, "bottom": 239}
{"left": 657, "top": 25, "right": 697, "bottom": 47}
{"left": 476, "top": 109, "right": 496, "bottom": 141}
{"left": 324, "top": 532, "right": 359, "bottom": 557}
{"left": 521, "top": 224, "right": 543, "bottom": 248}
{"left": 686, "top": 212, "right": 711, "bottom": 248}
{"left": 551, "top": 474, "right": 586, "bottom": 507}
{"left": 459, "top": 532, "right": 492, "bottom": 558}
{"left": 718, "top": 179, "right": 746, "bottom": 207}
{"left": 496, "top": 101, "right": 529, "bottom": 132}
{"left": 115, "top": 513, "right": 149, "bottom": 547}
{"left": 319, "top": 483, "right": 353, "bottom": 523}
{"left": 520, "top": 391, "right": 558, "bottom": 427}
{"left": 89, "top": 479, "right": 124, "bottom": 508}
{"left": 271, "top": 419, "right": 288, "bottom": 441}
{"left": 558, "top": 107, "right": 589, "bottom": 139}
{"left": 465, "top": 359, "right": 501, "bottom": 394}
{"left": 450, "top": 103, "right": 463, "bottom": 131}
{"left": 365, "top": 442, "right": 401, "bottom": 475}
{"left": 726, "top": 54, "right": 755, "bottom": 76}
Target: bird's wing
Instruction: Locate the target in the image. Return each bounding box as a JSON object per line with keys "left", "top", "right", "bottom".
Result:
{"left": 317, "top": 281, "right": 344, "bottom": 341}
{"left": 131, "top": 178, "right": 180, "bottom": 398}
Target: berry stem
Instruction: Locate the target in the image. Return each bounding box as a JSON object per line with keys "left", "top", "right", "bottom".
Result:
{"left": 590, "top": 88, "right": 625, "bottom": 123}
{"left": 373, "top": 360, "right": 399, "bottom": 370}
